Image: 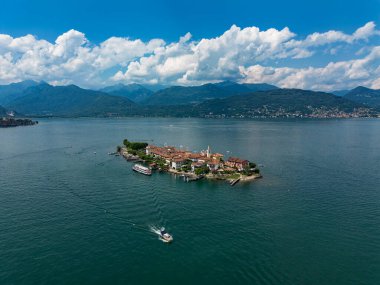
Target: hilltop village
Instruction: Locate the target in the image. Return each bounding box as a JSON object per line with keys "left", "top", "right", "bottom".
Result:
{"left": 118, "top": 139, "right": 262, "bottom": 184}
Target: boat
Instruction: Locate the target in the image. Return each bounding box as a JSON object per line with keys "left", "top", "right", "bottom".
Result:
{"left": 158, "top": 227, "right": 173, "bottom": 243}
{"left": 132, "top": 164, "right": 152, "bottom": 176}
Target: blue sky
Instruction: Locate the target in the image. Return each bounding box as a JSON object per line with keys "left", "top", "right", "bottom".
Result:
{"left": 2, "top": 0, "right": 379, "bottom": 42}
{"left": 0, "top": 0, "right": 379, "bottom": 90}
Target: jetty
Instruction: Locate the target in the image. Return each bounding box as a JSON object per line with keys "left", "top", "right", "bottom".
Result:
{"left": 230, "top": 178, "right": 240, "bottom": 186}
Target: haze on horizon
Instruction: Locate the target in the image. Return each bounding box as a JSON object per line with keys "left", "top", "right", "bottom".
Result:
{"left": 0, "top": 0, "right": 379, "bottom": 91}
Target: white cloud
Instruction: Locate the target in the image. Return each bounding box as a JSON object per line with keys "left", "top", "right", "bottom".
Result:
{"left": 240, "top": 46, "right": 380, "bottom": 91}
{"left": 0, "top": 22, "right": 379, "bottom": 90}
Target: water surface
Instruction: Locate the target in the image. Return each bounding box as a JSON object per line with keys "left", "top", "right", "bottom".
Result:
{"left": 0, "top": 118, "right": 379, "bottom": 284}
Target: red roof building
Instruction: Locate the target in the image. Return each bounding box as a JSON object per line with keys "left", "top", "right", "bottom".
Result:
{"left": 225, "top": 157, "right": 249, "bottom": 171}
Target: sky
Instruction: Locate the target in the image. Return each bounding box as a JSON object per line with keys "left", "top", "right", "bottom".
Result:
{"left": 0, "top": 0, "right": 379, "bottom": 90}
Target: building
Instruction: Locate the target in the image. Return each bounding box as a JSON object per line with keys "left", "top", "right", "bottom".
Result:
{"left": 207, "top": 161, "right": 219, "bottom": 171}
{"left": 187, "top": 152, "right": 203, "bottom": 162}
{"left": 191, "top": 161, "right": 206, "bottom": 172}
{"left": 225, "top": 157, "right": 249, "bottom": 171}
{"left": 145, "top": 144, "right": 249, "bottom": 173}
{"left": 146, "top": 145, "right": 179, "bottom": 157}
{"left": 171, "top": 157, "right": 187, "bottom": 170}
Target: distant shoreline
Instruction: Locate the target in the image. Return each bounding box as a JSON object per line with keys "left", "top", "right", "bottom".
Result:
{"left": 19, "top": 114, "right": 380, "bottom": 120}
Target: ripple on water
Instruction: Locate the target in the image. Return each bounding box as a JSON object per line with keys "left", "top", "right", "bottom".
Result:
{"left": 1, "top": 118, "right": 380, "bottom": 285}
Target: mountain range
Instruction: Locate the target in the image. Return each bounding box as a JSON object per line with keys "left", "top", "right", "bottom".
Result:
{"left": 5, "top": 83, "right": 136, "bottom": 117}
{"left": 139, "top": 89, "right": 374, "bottom": 118}
{"left": 142, "top": 81, "right": 278, "bottom": 105}
{"left": 0, "top": 80, "right": 379, "bottom": 118}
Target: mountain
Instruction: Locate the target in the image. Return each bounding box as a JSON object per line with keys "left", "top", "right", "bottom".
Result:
{"left": 143, "top": 84, "right": 231, "bottom": 105}
{"left": 213, "top": 81, "right": 277, "bottom": 93}
{"left": 142, "top": 81, "right": 278, "bottom": 105}
{"left": 344, "top": 86, "right": 380, "bottom": 108}
{"left": 0, "top": 80, "right": 40, "bottom": 105}
{"left": 6, "top": 84, "right": 137, "bottom": 117}
{"left": 100, "top": 83, "right": 153, "bottom": 103}
{"left": 173, "top": 89, "right": 373, "bottom": 118}
{"left": 142, "top": 84, "right": 169, "bottom": 92}
{"left": 242, "top": 83, "right": 279, "bottom": 92}
{"left": 0, "top": 105, "right": 8, "bottom": 116}
{"left": 331, "top": 89, "right": 350, "bottom": 97}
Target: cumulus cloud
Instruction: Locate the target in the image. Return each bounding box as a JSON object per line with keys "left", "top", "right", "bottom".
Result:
{"left": 0, "top": 22, "right": 379, "bottom": 90}
{"left": 240, "top": 46, "right": 380, "bottom": 90}
{"left": 0, "top": 29, "right": 164, "bottom": 86}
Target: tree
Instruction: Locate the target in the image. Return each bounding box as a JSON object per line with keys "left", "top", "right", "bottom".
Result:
{"left": 249, "top": 162, "right": 256, "bottom": 168}
{"left": 194, "top": 165, "right": 210, "bottom": 175}
{"left": 129, "top": 142, "right": 148, "bottom": 150}
{"left": 123, "top": 139, "right": 130, "bottom": 147}
{"left": 123, "top": 138, "right": 148, "bottom": 150}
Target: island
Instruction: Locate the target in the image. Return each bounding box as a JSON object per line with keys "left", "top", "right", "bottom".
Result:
{"left": 117, "top": 139, "right": 262, "bottom": 185}
{"left": 0, "top": 117, "right": 38, "bottom": 128}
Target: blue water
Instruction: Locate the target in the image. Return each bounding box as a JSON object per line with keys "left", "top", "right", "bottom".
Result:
{"left": 0, "top": 118, "right": 379, "bottom": 284}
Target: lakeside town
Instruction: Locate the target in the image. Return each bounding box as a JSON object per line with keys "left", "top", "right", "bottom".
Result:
{"left": 117, "top": 139, "right": 262, "bottom": 185}
{"left": 202, "top": 106, "right": 376, "bottom": 119}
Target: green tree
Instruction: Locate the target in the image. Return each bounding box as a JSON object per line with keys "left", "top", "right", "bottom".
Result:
{"left": 194, "top": 165, "right": 210, "bottom": 175}
{"left": 123, "top": 139, "right": 130, "bottom": 148}
{"left": 123, "top": 138, "right": 148, "bottom": 150}
{"left": 249, "top": 162, "right": 256, "bottom": 168}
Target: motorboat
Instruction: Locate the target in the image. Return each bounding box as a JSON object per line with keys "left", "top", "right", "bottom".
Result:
{"left": 159, "top": 227, "right": 173, "bottom": 243}
{"left": 132, "top": 164, "right": 152, "bottom": 175}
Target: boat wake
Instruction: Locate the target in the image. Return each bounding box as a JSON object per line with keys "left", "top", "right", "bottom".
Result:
{"left": 150, "top": 225, "right": 162, "bottom": 235}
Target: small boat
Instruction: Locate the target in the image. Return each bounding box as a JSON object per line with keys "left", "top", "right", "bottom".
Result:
{"left": 132, "top": 164, "right": 152, "bottom": 176}
{"left": 158, "top": 227, "right": 173, "bottom": 243}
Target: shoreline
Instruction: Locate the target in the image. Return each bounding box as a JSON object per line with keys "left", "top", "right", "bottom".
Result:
{"left": 24, "top": 114, "right": 380, "bottom": 120}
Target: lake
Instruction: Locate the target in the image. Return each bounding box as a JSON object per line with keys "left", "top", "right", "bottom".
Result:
{"left": 0, "top": 118, "right": 379, "bottom": 284}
